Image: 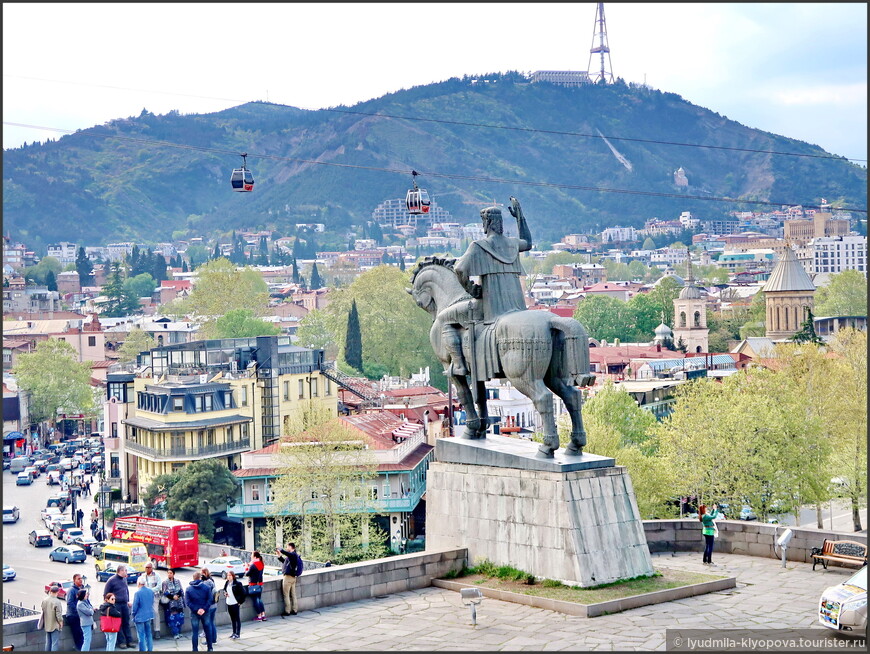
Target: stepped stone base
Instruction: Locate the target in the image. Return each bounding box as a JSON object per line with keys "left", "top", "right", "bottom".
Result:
{"left": 426, "top": 436, "right": 655, "bottom": 587}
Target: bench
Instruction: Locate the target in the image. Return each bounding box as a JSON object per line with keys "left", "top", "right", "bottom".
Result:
{"left": 811, "top": 539, "right": 867, "bottom": 571}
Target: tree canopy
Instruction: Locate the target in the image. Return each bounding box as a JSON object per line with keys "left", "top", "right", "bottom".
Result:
{"left": 12, "top": 339, "right": 95, "bottom": 425}
{"left": 814, "top": 270, "right": 868, "bottom": 317}
{"left": 117, "top": 328, "right": 157, "bottom": 364}
{"left": 211, "top": 309, "right": 281, "bottom": 338}
{"left": 163, "top": 459, "right": 240, "bottom": 539}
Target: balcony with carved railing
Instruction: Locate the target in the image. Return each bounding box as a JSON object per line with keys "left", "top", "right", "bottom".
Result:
{"left": 225, "top": 484, "right": 426, "bottom": 519}
{"left": 125, "top": 437, "right": 252, "bottom": 461}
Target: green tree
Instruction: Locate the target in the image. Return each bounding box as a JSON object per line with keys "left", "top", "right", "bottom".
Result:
{"left": 165, "top": 459, "right": 240, "bottom": 540}
{"left": 296, "top": 309, "right": 339, "bottom": 360}
{"left": 12, "top": 339, "right": 94, "bottom": 427}
{"left": 140, "top": 472, "right": 180, "bottom": 518}
{"left": 165, "top": 258, "right": 269, "bottom": 338}
{"left": 186, "top": 245, "right": 210, "bottom": 269}
{"left": 344, "top": 299, "right": 363, "bottom": 372}
{"left": 212, "top": 309, "right": 281, "bottom": 338}
{"left": 117, "top": 328, "right": 157, "bottom": 364}
{"left": 122, "top": 273, "right": 157, "bottom": 301}
{"left": 267, "top": 402, "right": 388, "bottom": 563}
{"left": 76, "top": 246, "right": 94, "bottom": 286}
{"left": 102, "top": 262, "right": 140, "bottom": 317}
{"left": 790, "top": 310, "right": 823, "bottom": 345}
{"left": 572, "top": 295, "right": 631, "bottom": 342}
{"left": 309, "top": 262, "right": 323, "bottom": 290}
{"left": 641, "top": 237, "right": 657, "bottom": 250}
{"left": 814, "top": 270, "right": 868, "bottom": 317}
{"left": 45, "top": 270, "right": 58, "bottom": 291}
{"left": 24, "top": 256, "right": 62, "bottom": 286}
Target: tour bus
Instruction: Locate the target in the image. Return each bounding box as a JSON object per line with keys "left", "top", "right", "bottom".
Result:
{"left": 111, "top": 516, "right": 199, "bottom": 569}
{"left": 94, "top": 542, "right": 149, "bottom": 574}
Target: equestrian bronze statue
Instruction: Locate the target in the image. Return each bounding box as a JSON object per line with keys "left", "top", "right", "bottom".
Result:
{"left": 408, "top": 197, "right": 595, "bottom": 458}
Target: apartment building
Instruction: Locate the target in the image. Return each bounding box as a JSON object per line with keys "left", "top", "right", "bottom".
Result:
{"left": 103, "top": 336, "right": 338, "bottom": 502}
{"left": 799, "top": 235, "right": 867, "bottom": 275}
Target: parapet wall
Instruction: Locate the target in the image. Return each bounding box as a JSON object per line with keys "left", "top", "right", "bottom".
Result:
{"left": 2, "top": 548, "right": 466, "bottom": 652}
{"left": 643, "top": 519, "right": 866, "bottom": 562}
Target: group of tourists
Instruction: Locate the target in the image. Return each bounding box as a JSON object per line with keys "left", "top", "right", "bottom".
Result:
{"left": 40, "top": 544, "right": 305, "bottom": 651}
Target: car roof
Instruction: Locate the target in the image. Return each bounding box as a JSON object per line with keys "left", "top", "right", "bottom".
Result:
{"left": 33, "top": 529, "right": 52, "bottom": 535}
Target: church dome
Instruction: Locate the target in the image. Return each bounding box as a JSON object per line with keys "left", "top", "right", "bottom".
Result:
{"left": 654, "top": 322, "right": 673, "bottom": 338}
{"left": 679, "top": 283, "right": 702, "bottom": 300}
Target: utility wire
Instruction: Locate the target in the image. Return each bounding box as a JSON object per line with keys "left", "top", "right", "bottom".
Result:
{"left": 4, "top": 121, "right": 867, "bottom": 214}
{"left": 5, "top": 73, "right": 867, "bottom": 163}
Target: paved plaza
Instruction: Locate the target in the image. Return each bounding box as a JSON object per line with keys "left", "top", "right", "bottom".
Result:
{"left": 147, "top": 551, "right": 857, "bottom": 651}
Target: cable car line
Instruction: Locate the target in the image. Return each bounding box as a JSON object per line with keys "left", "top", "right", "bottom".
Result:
{"left": 3, "top": 121, "right": 866, "bottom": 214}
{"left": 5, "top": 74, "right": 866, "bottom": 163}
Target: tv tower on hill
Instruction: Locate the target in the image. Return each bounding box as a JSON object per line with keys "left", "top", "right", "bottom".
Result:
{"left": 588, "top": 3, "right": 614, "bottom": 84}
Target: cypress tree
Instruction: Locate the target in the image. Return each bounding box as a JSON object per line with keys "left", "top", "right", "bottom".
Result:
{"left": 292, "top": 258, "right": 300, "bottom": 284}
{"left": 309, "top": 262, "right": 323, "bottom": 290}
{"left": 345, "top": 299, "right": 363, "bottom": 372}
{"left": 46, "top": 270, "right": 58, "bottom": 292}
{"left": 75, "top": 246, "right": 94, "bottom": 286}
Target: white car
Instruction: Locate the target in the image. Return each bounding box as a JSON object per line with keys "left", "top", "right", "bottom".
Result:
{"left": 3, "top": 563, "right": 16, "bottom": 581}
{"left": 3, "top": 506, "right": 20, "bottom": 523}
{"left": 820, "top": 566, "right": 867, "bottom": 638}
{"left": 59, "top": 458, "right": 74, "bottom": 471}
{"left": 62, "top": 528, "right": 85, "bottom": 545}
{"left": 42, "top": 507, "right": 65, "bottom": 528}
{"left": 202, "top": 556, "right": 249, "bottom": 579}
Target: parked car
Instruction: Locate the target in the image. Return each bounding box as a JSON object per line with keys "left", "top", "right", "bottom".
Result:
{"left": 3, "top": 564, "right": 16, "bottom": 581}
{"left": 73, "top": 535, "right": 99, "bottom": 554}
{"left": 52, "top": 520, "right": 77, "bottom": 539}
{"left": 2, "top": 505, "right": 20, "bottom": 523}
{"left": 62, "top": 528, "right": 85, "bottom": 545}
{"left": 90, "top": 541, "right": 108, "bottom": 559}
{"left": 2, "top": 459, "right": 9, "bottom": 470}
{"left": 42, "top": 508, "right": 66, "bottom": 529}
{"left": 24, "top": 465, "right": 40, "bottom": 479}
{"left": 49, "top": 544, "right": 87, "bottom": 564}
{"left": 44, "top": 577, "right": 87, "bottom": 600}
{"left": 29, "top": 529, "right": 54, "bottom": 547}
{"left": 34, "top": 459, "right": 50, "bottom": 473}
{"left": 820, "top": 566, "right": 867, "bottom": 638}
{"left": 16, "top": 472, "right": 32, "bottom": 486}
{"left": 46, "top": 492, "right": 66, "bottom": 508}
{"left": 739, "top": 505, "right": 758, "bottom": 521}
{"left": 95, "top": 563, "right": 140, "bottom": 584}
{"left": 202, "top": 556, "right": 249, "bottom": 578}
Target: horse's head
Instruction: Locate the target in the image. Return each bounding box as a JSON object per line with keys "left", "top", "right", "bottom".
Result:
{"left": 407, "top": 256, "right": 468, "bottom": 317}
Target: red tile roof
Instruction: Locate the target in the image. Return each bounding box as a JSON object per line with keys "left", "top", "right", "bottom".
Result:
{"left": 232, "top": 467, "right": 279, "bottom": 478}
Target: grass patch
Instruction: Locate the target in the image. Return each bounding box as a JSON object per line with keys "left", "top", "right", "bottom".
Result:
{"left": 445, "top": 559, "right": 724, "bottom": 605}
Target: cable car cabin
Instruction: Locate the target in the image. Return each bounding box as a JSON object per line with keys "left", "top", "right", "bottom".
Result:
{"left": 406, "top": 187, "right": 431, "bottom": 214}
{"left": 231, "top": 167, "right": 254, "bottom": 192}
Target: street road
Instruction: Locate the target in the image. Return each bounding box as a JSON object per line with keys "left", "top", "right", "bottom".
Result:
{"left": 1, "top": 469, "right": 203, "bottom": 611}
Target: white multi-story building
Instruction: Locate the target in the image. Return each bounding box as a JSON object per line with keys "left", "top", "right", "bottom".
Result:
{"left": 649, "top": 247, "right": 689, "bottom": 267}
{"left": 105, "top": 242, "right": 136, "bottom": 261}
{"left": 600, "top": 226, "right": 638, "bottom": 243}
{"left": 371, "top": 198, "right": 454, "bottom": 229}
{"left": 46, "top": 242, "right": 79, "bottom": 264}
{"left": 800, "top": 235, "right": 867, "bottom": 275}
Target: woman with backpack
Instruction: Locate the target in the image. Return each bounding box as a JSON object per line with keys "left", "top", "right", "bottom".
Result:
{"left": 222, "top": 571, "right": 246, "bottom": 639}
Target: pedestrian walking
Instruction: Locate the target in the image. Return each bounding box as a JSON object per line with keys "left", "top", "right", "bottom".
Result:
{"left": 90, "top": 519, "right": 99, "bottom": 538}
{"left": 132, "top": 577, "right": 155, "bottom": 651}
{"left": 38, "top": 585, "right": 65, "bottom": 651}
{"left": 185, "top": 571, "right": 213, "bottom": 652}
{"left": 76, "top": 588, "right": 95, "bottom": 652}
{"left": 76, "top": 507, "right": 84, "bottom": 529}
{"left": 98, "top": 593, "right": 122, "bottom": 652}
{"left": 91, "top": 508, "right": 99, "bottom": 524}
{"left": 103, "top": 564, "right": 134, "bottom": 649}
{"left": 200, "top": 567, "right": 218, "bottom": 645}
{"left": 161, "top": 569, "right": 185, "bottom": 640}
{"left": 276, "top": 542, "right": 303, "bottom": 616}
{"left": 65, "top": 572, "right": 86, "bottom": 650}
{"left": 142, "top": 561, "right": 163, "bottom": 639}
{"left": 246, "top": 550, "right": 266, "bottom": 621}
{"left": 222, "top": 571, "right": 246, "bottom": 639}
{"left": 700, "top": 503, "right": 721, "bottom": 565}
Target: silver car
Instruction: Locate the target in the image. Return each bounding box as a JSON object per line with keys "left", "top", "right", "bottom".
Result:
{"left": 819, "top": 566, "right": 867, "bottom": 638}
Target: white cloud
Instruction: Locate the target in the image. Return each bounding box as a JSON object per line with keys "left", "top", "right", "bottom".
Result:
{"left": 772, "top": 83, "right": 868, "bottom": 107}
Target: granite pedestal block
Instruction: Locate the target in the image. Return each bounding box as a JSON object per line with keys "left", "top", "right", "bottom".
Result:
{"left": 426, "top": 435, "right": 656, "bottom": 587}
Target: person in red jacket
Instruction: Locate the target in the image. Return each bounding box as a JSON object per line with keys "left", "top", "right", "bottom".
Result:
{"left": 246, "top": 551, "right": 266, "bottom": 621}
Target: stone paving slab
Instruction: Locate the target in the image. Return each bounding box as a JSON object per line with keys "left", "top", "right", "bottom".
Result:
{"left": 149, "top": 552, "right": 855, "bottom": 651}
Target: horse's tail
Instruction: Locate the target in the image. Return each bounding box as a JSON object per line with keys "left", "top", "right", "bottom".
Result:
{"left": 551, "top": 317, "right": 593, "bottom": 386}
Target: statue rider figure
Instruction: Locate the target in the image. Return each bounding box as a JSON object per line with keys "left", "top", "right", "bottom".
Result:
{"left": 439, "top": 197, "right": 532, "bottom": 376}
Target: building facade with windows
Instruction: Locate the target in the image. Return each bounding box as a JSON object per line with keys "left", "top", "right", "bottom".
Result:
{"left": 799, "top": 235, "right": 867, "bottom": 275}
{"left": 103, "top": 336, "right": 338, "bottom": 502}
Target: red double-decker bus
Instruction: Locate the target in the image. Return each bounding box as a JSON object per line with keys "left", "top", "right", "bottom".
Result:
{"left": 111, "top": 516, "right": 199, "bottom": 569}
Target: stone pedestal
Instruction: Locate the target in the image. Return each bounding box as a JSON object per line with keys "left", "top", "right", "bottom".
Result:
{"left": 426, "top": 435, "right": 655, "bottom": 587}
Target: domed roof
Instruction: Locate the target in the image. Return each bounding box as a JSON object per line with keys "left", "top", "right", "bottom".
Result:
{"left": 654, "top": 322, "right": 673, "bottom": 337}
{"left": 679, "top": 283, "right": 702, "bottom": 300}
{"left": 762, "top": 246, "right": 816, "bottom": 293}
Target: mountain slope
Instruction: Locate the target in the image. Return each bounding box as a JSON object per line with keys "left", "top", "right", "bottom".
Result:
{"left": 4, "top": 73, "right": 866, "bottom": 250}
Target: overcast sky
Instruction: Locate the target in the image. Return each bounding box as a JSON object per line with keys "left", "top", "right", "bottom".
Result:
{"left": 3, "top": 3, "right": 867, "bottom": 163}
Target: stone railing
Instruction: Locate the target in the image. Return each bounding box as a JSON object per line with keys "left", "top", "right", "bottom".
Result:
{"left": 643, "top": 519, "right": 867, "bottom": 563}
{"left": 2, "top": 548, "right": 466, "bottom": 651}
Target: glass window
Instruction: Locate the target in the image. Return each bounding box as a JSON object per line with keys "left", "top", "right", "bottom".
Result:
{"left": 283, "top": 381, "right": 289, "bottom": 401}
{"left": 311, "top": 378, "right": 318, "bottom": 397}
{"left": 241, "top": 385, "right": 248, "bottom": 407}
{"left": 298, "top": 379, "right": 305, "bottom": 399}
{"left": 88, "top": 336, "right": 96, "bottom": 347}
{"left": 224, "top": 391, "right": 233, "bottom": 408}
{"left": 265, "top": 481, "right": 273, "bottom": 504}
{"left": 251, "top": 483, "right": 260, "bottom": 502}
{"left": 173, "top": 397, "right": 184, "bottom": 411}
{"left": 325, "top": 378, "right": 331, "bottom": 396}
{"left": 204, "top": 394, "right": 212, "bottom": 411}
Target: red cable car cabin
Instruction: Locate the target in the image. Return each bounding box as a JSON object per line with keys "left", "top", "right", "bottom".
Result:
{"left": 406, "top": 186, "right": 431, "bottom": 214}
{"left": 111, "top": 516, "right": 199, "bottom": 569}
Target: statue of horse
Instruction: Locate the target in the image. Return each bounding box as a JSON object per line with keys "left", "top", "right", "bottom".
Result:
{"left": 409, "top": 257, "right": 595, "bottom": 457}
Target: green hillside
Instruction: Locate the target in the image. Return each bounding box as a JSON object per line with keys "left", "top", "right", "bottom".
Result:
{"left": 3, "top": 73, "right": 866, "bottom": 251}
